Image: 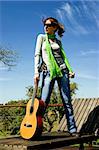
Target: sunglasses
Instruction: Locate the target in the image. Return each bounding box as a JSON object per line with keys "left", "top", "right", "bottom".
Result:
{"left": 44, "top": 22, "right": 57, "bottom": 27}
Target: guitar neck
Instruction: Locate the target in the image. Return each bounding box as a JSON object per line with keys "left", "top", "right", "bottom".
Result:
{"left": 31, "top": 82, "right": 38, "bottom": 106}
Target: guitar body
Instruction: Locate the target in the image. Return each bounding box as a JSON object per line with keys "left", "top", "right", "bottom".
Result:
{"left": 20, "top": 98, "right": 44, "bottom": 139}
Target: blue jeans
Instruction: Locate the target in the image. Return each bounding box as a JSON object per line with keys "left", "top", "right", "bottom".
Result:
{"left": 40, "top": 70, "right": 77, "bottom": 133}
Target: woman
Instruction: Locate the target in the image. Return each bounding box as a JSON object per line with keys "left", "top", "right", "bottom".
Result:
{"left": 34, "top": 17, "right": 77, "bottom": 136}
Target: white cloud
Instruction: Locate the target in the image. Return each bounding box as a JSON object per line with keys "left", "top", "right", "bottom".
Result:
{"left": 80, "top": 50, "right": 99, "bottom": 56}
{"left": 0, "top": 62, "right": 13, "bottom": 71}
{"left": 93, "top": 14, "right": 99, "bottom": 28}
{"left": 0, "top": 77, "right": 12, "bottom": 81}
{"left": 56, "top": 1, "right": 99, "bottom": 34}
{"left": 0, "top": 62, "right": 9, "bottom": 70}
{"left": 62, "top": 3, "right": 72, "bottom": 17}
{"left": 76, "top": 24, "right": 88, "bottom": 34}
{"left": 0, "top": 67, "right": 7, "bottom": 70}
{"left": 56, "top": 9, "right": 64, "bottom": 22}
{"left": 76, "top": 73, "right": 99, "bottom": 80}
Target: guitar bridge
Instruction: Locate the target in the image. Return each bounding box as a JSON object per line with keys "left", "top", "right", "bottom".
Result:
{"left": 24, "top": 124, "right": 32, "bottom": 127}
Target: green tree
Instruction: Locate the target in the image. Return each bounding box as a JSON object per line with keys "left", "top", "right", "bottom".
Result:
{"left": 0, "top": 99, "right": 27, "bottom": 136}
{"left": 26, "top": 82, "right": 78, "bottom": 102}
{"left": 70, "top": 82, "right": 78, "bottom": 97}
{"left": 0, "top": 47, "right": 20, "bottom": 136}
{"left": 0, "top": 47, "right": 19, "bottom": 69}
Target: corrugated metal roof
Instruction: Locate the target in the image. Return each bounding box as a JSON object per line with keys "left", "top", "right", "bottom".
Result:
{"left": 58, "top": 98, "right": 99, "bottom": 132}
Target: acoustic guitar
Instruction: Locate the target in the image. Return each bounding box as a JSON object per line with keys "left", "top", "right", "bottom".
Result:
{"left": 20, "top": 82, "right": 44, "bottom": 139}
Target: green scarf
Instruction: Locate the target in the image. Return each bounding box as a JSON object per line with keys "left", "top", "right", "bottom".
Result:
{"left": 46, "top": 34, "right": 73, "bottom": 79}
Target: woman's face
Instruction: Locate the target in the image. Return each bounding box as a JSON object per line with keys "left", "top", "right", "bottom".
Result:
{"left": 44, "top": 19, "right": 58, "bottom": 34}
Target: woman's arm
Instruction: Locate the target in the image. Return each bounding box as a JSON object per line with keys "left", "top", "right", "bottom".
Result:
{"left": 34, "top": 34, "right": 43, "bottom": 83}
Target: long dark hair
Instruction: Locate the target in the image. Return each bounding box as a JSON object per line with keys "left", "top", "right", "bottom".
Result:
{"left": 42, "top": 17, "right": 65, "bottom": 37}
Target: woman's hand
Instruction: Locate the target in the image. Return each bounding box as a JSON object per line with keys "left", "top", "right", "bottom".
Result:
{"left": 34, "top": 74, "right": 40, "bottom": 85}
{"left": 69, "top": 72, "right": 75, "bottom": 78}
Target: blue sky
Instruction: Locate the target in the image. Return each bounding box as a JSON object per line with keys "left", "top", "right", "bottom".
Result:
{"left": 0, "top": 1, "right": 99, "bottom": 104}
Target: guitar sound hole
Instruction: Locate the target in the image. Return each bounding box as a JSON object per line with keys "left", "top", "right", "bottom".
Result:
{"left": 24, "top": 124, "right": 32, "bottom": 127}
{"left": 30, "top": 106, "right": 33, "bottom": 114}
